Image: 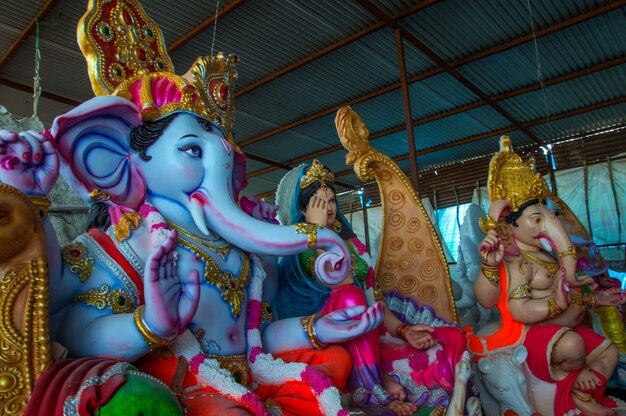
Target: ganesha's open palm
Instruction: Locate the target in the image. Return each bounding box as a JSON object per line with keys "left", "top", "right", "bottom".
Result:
{"left": 315, "top": 302, "right": 384, "bottom": 344}
{"left": 143, "top": 230, "right": 201, "bottom": 339}
{"left": 0, "top": 130, "right": 59, "bottom": 195}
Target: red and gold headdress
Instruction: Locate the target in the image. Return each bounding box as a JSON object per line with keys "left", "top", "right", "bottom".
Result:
{"left": 300, "top": 160, "right": 334, "bottom": 189}
{"left": 487, "top": 136, "right": 551, "bottom": 212}
{"left": 78, "top": 0, "right": 238, "bottom": 143}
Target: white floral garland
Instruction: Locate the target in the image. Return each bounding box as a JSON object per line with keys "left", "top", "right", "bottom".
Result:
{"left": 140, "top": 204, "right": 347, "bottom": 415}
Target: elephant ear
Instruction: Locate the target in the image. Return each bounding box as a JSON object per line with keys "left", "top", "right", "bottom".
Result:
{"left": 51, "top": 96, "right": 146, "bottom": 210}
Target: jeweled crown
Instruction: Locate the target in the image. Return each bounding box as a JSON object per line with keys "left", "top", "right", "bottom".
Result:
{"left": 487, "top": 136, "right": 551, "bottom": 212}
{"left": 300, "top": 160, "right": 334, "bottom": 189}
{"left": 78, "top": 0, "right": 237, "bottom": 142}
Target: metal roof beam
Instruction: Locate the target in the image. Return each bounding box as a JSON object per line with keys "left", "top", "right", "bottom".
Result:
{"left": 332, "top": 95, "right": 626, "bottom": 179}
{"left": 235, "top": 0, "right": 440, "bottom": 97}
{"left": 0, "top": 0, "right": 60, "bottom": 70}
{"left": 238, "top": 1, "right": 620, "bottom": 149}
{"left": 356, "top": 0, "right": 543, "bottom": 146}
{"left": 246, "top": 54, "right": 626, "bottom": 178}
{"left": 0, "top": 77, "right": 80, "bottom": 107}
{"left": 167, "top": 0, "right": 248, "bottom": 54}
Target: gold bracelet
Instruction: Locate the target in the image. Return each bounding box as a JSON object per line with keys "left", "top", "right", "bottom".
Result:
{"left": 300, "top": 313, "right": 327, "bottom": 350}
{"left": 546, "top": 298, "right": 565, "bottom": 320}
{"left": 481, "top": 263, "right": 500, "bottom": 287}
{"left": 133, "top": 305, "right": 176, "bottom": 349}
{"left": 293, "top": 223, "right": 322, "bottom": 249}
{"left": 571, "top": 292, "right": 596, "bottom": 310}
{"left": 27, "top": 195, "right": 51, "bottom": 218}
{"left": 558, "top": 246, "right": 577, "bottom": 258}
{"left": 395, "top": 323, "right": 411, "bottom": 341}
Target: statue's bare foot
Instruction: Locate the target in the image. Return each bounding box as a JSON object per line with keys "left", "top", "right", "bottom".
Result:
{"left": 388, "top": 400, "right": 417, "bottom": 416}
{"left": 572, "top": 391, "right": 616, "bottom": 416}
{"left": 574, "top": 367, "right": 603, "bottom": 392}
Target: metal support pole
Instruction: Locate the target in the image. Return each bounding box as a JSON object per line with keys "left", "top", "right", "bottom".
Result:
{"left": 547, "top": 150, "right": 558, "bottom": 196}
{"left": 394, "top": 28, "right": 419, "bottom": 194}
{"left": 583, "top": 161, "right": 593, "bottom": 238}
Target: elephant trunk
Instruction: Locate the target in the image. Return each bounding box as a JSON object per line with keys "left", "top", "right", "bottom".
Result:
{"left": 189, "top": 190, "right": 350, "bottom": 285}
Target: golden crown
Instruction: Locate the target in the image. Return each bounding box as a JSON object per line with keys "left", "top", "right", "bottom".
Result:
{"left": 78, "top": 0, "right": 237, "bottom": 142}
{"left": 487, "top": 136, "right": 551, "bottom": 212}
{"left": 300, "top": 160, "right": 334, "bottom": 189}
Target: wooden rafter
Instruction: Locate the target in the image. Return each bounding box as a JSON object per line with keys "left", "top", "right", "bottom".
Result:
{"left": 235, "top": 0, "right": 440, "bottom": 97}
{"left": 246, "top": 55, "right": 626, "bottom": 179}
{"left": 253, "top": 95, "right": 626, "bottom": 198}
{"left": 238, "top": 1, "right": 621, "bottom": 149}
{"left": 167, "top": 0, "right": 248, "bottom": 54}
{"left": 0, "top": 0, "right": 60, "bottom": 70}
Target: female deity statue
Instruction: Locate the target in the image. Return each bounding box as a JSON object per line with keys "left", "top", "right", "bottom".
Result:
{"left": 275, "top": 160, "right": 467, "bottom": 414}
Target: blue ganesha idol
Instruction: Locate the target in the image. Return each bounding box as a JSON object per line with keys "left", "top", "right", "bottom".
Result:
{"left": 0, "top": 0, "right": 390, "bottom": 414}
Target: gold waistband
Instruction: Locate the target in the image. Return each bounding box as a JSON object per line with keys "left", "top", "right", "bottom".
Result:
{"left": 205, "top": 353, "right": 251, "bottom": 386}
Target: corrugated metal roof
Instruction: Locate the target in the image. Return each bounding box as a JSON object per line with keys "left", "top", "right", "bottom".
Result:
{"left": 1, "top": 0, "right": 624, "bottom": 199}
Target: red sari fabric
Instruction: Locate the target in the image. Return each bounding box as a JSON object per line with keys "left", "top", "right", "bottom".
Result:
{"left": 25, "top": 357, "right": 127, "bottom": 416}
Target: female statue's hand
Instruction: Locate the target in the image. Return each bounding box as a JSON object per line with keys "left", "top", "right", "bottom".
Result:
{"left": 306, "top": 194, "right": 329, "bottom": 227}
{"left": 478, "top": 229, "right": 504, "bottom": 266}
{"left": 0, "top": 130, "right": 59, "bottom": 195}
{"left": 315, "top": 302, "right": 384, "bottom": 344}
{"left": 143, "top": 230, "right": 201, "bottom": 339}
{"left": 404, "top": 324, "right": 438, "bottom": 350}
{"left": 594, "top": 287, "right": 626, "bottom": 307}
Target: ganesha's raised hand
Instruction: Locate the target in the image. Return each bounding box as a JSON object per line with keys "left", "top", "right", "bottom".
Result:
{"left": 478, "top": 229, "right": 505, "bottom": 266}
{"left": 315, "top": 302, "right": 384, "bottom": 344}
{"left": 0, "top": 129, "right": 59, "bottom": 195}
{"left": 143, "top": 230, "right": 201, "bottom": 339}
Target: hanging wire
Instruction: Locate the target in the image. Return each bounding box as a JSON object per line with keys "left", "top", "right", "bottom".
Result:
{"left": 32, "top": 20, "right": 42, "bottom": 118}
{"left": 210, "top": 0, "right": 221, "bottom": 55}
{"left": 525, "top": 0, "right": 554, "bottom": 138}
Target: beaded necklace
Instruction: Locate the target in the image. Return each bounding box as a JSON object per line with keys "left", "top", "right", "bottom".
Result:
{"left": 168, "top": 221, "right": 232, "bottom": 260}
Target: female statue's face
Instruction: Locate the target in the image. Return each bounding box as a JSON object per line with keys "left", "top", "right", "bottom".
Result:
{"left": 304, "top": 187, "right": 337, "bottom": 228}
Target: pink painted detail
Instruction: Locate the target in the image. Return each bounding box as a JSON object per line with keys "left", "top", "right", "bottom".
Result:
{"left": 22, "top": 151, "right": 31, "bottom": 161}
{"left": 247, "top": 300, "right": 262, "bottom": 330}
{"left": 191, "top": 192, "right": 208, "bottom": 206}
{"left": 1, "top": 156, "right": 18, "bottom": 170}
{"left": 41, "top": 129, "right": 55, "bottom": 143}
{"left": 349, "top": 237, "right": 367, "bottom": 255}
{"left": 139, "top": 204, "right": 159, "bottom": 217}
{"left": 240, "top": 393, "right": 271, "bottom": 416}
{"left": 219, "top": 137, "right": 233, "bottom": 156}
{"left": 338, "top": 411, "right": 350, "bottom": 416}
{"left": 249, "top": 346, "right": 262, "bottom": 364}
{"left": 189, "top": 354, "right": 206, "bottom": 373}
{"left": 137, "top": 48, "right": 146, "bottom": 61}
{"left": 365, "top": 268, "right": 375, "bottom": 290}
{"left": 301, "top": 367, "right": 333, "bottom": 395}
{"left": 219, "top": 85, "right": 228, "bottom": 101}
{"left": 122, "top": 10, "right": 132, "bottom": 24}
{"left": 33, "top": 153, "right": 42, "bottom": 162}
{"left": 151, "top": 223, "right": 168, "bottom": 231}
{"left": 223, "top": 161, "right": 231, "bottom": 170}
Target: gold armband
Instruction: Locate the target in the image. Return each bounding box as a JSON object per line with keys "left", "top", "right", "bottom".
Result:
{"left": 546, "top": 298, "right": 565, "bottom": 320}
{"left": 571, "top": 292, "right": 596, "bottom": 309}
{"left": 300, "top": 313, "right": 327, "bottom": 350}
{"left": 481, "top": 263, "right": 500, "bottom": 287}
{"left": 293, "top": 223, "right": 322, "bottom": 249}
{"left": 558, "top": 246, "right": 577, "bottom": 258}
{"left": 395, "top": 323, "right": 411, "bottom": 341}
{"left": 27, "top": 195, "right": 51, "bottom": 218}
{"left": 133, "top": 305, "right": 176, "bottom": 349}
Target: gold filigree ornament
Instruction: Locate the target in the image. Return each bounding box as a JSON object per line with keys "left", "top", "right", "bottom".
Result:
{"left": 176, "top": 238, "right": 250, "bottom": 318}
{"left": 205, "top": 353, "right": 251, "bottom": 386}
{"left": 78, "top": 0, "right": 238, "bottom": 143}
{"left": 293, "top": 223, "right": 322, "bottom": 249}
{"left": 113, "top": 211, "right": 142, "bottom": 242}
{"left": 478, "top": 215, "right": 498, "bottom": 234}
{"left": 75, "top": 284, "right": 133, "bottom": 314}
{"left": 0, "top": 258, "right": 50, "bottom": 414}
{"left": 299, "top": 160, "right": 335, "bottom": 189}
{"left": 89, "top": 188, "right": 111, "bottom": 202}
{"left": 260, "top": 301, "right": 273, "bottom": 323}
{"left": 62, "top": 242, "right": 95, "bottom": 283}
{"left": 487, "top": 136, "right": 551, "bottom": 213}
{"left": 508, "top": 284, "right": 532, "bottom": 300}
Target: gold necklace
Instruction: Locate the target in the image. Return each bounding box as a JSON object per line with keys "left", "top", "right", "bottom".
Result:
{"left": 518, "top": 248, "right": 559, "bottom": 277}
{"left": 176, "top": 237, "right": 250, "bottom": 318}
{"left": 168, "top": 221, "right": 232, "bottom": 260}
